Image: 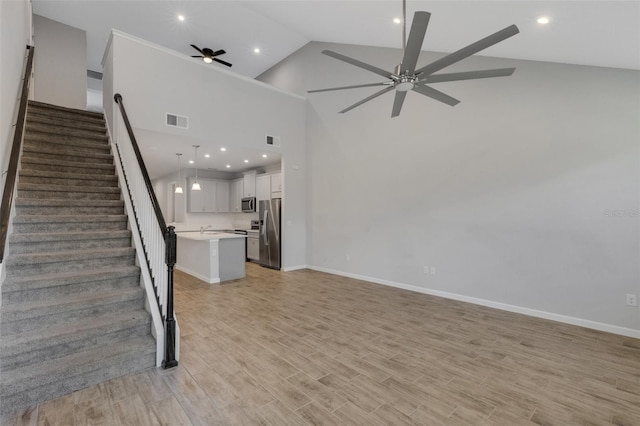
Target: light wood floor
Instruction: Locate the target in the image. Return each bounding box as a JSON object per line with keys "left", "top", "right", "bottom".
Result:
{"left": 4, "top": 263, "right": 640, "bottom": 425}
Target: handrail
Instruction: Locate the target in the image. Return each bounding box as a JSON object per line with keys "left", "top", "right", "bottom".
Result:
{"left": 113, "top": 94, "right": 167, "bottom": 234}
{"left": 0, "top": 45, "right": 34, "bottom": 263}
{"left": 113, "top": 93, "right": 178, "bottom": 369}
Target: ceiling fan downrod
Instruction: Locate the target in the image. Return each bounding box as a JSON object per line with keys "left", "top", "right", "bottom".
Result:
{"left": 402, "top": 0, "right": 407, "bottom": 53}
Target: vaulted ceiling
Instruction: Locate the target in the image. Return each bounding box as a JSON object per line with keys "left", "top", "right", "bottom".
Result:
{"left": 33, "top": 1, "right": 640, "bottom": 79}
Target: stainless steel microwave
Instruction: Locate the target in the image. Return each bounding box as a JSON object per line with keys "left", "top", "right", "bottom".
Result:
{"left": 241, "top": 197, "right": 256, "bottom": 213}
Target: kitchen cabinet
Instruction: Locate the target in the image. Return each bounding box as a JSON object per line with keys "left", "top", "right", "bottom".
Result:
{"left": 215, "top": 181, "right": 229, "bottom": 213}
{"left": 243, "top": 171, "right": 256, "bottom": 197}
{"left": 229, "top": 178, "right": 243, "bottom": 213}
{"left": 247, "top": 231, "right": 259, "bottom": 261}
{"left": 188, "top": 178, "right": 215, "bottom": 213}
{"left": 270, "top": 172, "right": 282, "bottom": 198}
{"left": 188, "top": 178, "right": 229, "bottom": 213}
{"left": 256, "top": 174, "right": 271, "bottom": 201}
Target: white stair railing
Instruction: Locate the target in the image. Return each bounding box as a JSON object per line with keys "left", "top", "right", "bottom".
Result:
{"left": 110, "top": 93, "right": 178, "bottom": 369}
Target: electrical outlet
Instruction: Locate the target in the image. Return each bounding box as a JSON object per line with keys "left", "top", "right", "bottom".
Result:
{"left": 346, "top": 255, "right": 350, "bottom": 262}
{"left": 626, "top": 294, "right": 637, "bottom": 307}
{"left": 423, "top": 266, "right": 429, "bottom": 275}
{"left": 430, "top": 266, "right": 436, "bottom": 275}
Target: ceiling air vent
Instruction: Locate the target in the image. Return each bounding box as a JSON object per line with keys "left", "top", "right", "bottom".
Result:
{"left": 266, "top": 135, "right": 281, "bottom": 147}
{"left": 166, "top": 113, "right": 189, "bottom": 129}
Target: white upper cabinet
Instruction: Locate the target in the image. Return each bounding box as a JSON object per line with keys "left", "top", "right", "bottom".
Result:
{"left": 188, "top": 178, "right": 230, "bottom": 213}
{"left": 270, "top": 172, "right": 282, "bottom": 198}
{"left": 215, "top": 181, "right": 230, "bottom": 213}
{"left": 188, "top": 178, "right": 215, "bottom": 213}
{"left": 230, "top": 178, "right": 243, "bottom": 213}
{"left": 243, "top": 170, "right": 256, "bottom": 197}
{"left": 256, "top": 174, "right": 271, "bottom": 201}
{"left": 187, "top": 170, "right": 281, "bottom": 214}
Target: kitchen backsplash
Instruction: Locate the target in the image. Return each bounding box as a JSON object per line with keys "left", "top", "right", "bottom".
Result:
{"left": 170, "top": 212, "right": 258, "bottom": 232}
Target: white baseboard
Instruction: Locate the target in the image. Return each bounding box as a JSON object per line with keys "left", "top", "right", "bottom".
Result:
{"left": 307, "top": 265, "right": 640, "bottom": 339}
{"left": 282, "top": 264, "right": 308, "bottom": 272}
{"left": 175, "top": 265, "right": 220, "bottom": 284}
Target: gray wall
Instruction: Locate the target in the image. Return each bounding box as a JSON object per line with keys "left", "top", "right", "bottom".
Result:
{"left": 33, "top": 14, "right": 86, "bottom": 110}
{"left": 103, "top": 31, "right": 307, "bottom": 270}
{"left": 258, "top": 41, "right": 640, "bottom": 335}
{"left": 0, "top": 0, "right": 31, "bottom": 193}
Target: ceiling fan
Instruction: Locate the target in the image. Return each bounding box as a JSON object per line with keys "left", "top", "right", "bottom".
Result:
{"left": 308, "top": 4, "right": 519, "bottom": 117}
{"left": 190, "top": 44, "right": 232, "bottom": 67}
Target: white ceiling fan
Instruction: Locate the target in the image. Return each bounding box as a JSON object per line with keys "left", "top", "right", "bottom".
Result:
{"left": 308, "top": 1, "right": 520, "bottom": 118}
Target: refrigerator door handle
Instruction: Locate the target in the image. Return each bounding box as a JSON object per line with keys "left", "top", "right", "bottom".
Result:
{"left": 262, "top": 209, "right": 269, "bottom": 246}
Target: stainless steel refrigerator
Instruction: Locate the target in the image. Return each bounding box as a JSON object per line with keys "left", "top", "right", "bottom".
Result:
{"left": 259, "top": 198, "right": 281, "bottom": 269}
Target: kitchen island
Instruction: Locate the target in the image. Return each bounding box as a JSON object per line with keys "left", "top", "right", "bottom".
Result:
{"left": 176, "top": 232, "right": 246, "bottom": 284}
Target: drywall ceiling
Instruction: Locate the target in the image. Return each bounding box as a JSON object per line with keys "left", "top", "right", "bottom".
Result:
{"left": 30, "top": 1, "right": 639, "bottom": 180}
{"left": 32, "top": 1, "right": 640, "bottom": 80}
{"left": 134, "top": 128, "right": 282, "bottom": 178}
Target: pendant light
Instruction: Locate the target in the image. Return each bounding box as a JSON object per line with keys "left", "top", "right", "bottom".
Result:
{"left": 191, "top": 145, "right": 201, "bottom": 191}
{"left": 174, "top": 153, "right": 183, "bottom": 194}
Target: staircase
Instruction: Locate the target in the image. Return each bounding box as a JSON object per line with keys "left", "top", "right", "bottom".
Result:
{"left": 0, "top": 101, "right": 156, "bottom": 417}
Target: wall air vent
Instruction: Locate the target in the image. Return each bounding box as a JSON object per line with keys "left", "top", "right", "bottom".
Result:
{"left": 266, "top": 135, "right": 281, "bottom": 147}
{"left": 166, "top": 113, "right": 189, "bottom": 129}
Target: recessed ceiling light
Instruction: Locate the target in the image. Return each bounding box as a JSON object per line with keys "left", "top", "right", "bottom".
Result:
{"left": 204, "top": 154, "right": 210, "bottom": 158}
{"left": 188, "top": 160, "right": 194, "bottom": 164}
{"left": 226, "top": 164, "right": 231, "bottom": 168}
{"left": 244, "top": 159, "right": 249, "bottom": 163}
{"left": 393, "top": 17, "right": 401, "bottom": 24}
{"left": 537, "top": 16, "right": 550, "bottom": 25}
{"left": 220, "top": 147, "right": 226, "bottom": 152}
{"left": 177, "top": 14, "right": 185, "bottom": 22}
{"left": 254, "top": 48, "right": 260, "bottom": 54}
{"left": 262, "top": 154, "right": 267, "bottom": 158}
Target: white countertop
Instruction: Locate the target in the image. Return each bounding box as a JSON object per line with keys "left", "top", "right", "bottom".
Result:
{"left": 177, "top": 232, "right": 247, "bottom": 242}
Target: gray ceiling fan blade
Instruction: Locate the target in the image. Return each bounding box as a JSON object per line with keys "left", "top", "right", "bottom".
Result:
{"left": 412, "top": 84, "right": 460, "bottom": 106}
{"left": 415, "top": 25, "right": 519, "bottom": 76}
{"left": 322, "top": 50, "right": 393, "bottom": 79}
{"left": 391, "top": 91, "right": 407, "bottom": 117}
{"left": 399, "top": 11, "right": 431, "bottom": 75}
{"left": 421, "top": 67, "right": 516, "bottom": 83}
{"left": 339, "top": 86, "right": 395, "bottom": 114}
{"left": 308, "top": 82, "right": 389, "bottom": 93}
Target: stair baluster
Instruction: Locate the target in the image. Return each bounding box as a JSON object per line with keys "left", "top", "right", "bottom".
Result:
{"left": 112, "top": 93, "right": 178, "bottom": 369}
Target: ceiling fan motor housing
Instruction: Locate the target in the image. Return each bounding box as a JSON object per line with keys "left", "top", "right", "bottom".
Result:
{"left": 395, "top": 75, "right": 416, "bottom": 92}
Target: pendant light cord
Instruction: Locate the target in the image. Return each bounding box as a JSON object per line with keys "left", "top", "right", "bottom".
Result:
{"left": 193, "top": 145, "right": 199, "bottom": 181}
{"left": 176, "top": 153, "right": 182, "bottom": 185}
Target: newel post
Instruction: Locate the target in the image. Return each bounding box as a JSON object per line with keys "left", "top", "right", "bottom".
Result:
{"left": 162, "top": 225, "right": 178, "bottom": 369}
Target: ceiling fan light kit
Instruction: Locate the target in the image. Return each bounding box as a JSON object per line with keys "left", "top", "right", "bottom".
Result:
{"left": 308, "top": 6, "right": 519, "bottom": 118}
{"left": 191, "top": 44, "right": 232, "bottom": 67}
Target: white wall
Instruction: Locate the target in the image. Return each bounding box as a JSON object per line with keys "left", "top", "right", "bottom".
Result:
{"left": 258, "top": 41, "right": 640, "bottom": 335}
{"left": 33, "top": 14, "right": 86, "bottom": 109}
{"left": 102, "top": 31, "right": 307, "bottom": 270}
{"left": 0, "top": 0, "right": 31, "bottom": 189}
{"left": 87, "top": 75, "right": 103, "bottom": 112}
